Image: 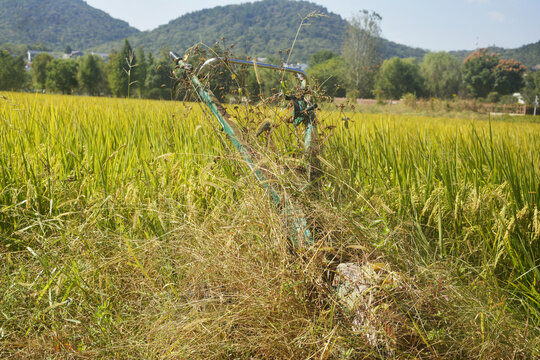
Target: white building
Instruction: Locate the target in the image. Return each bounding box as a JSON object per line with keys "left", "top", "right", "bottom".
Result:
{"left": 513, "top": 93, "right": 525, "bottom": 105}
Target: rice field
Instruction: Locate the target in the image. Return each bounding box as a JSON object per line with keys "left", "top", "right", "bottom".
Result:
{"left": 1, "top": 91, "right": 539, "bottom": 358}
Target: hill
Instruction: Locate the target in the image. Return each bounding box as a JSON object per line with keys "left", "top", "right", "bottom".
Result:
{"left": 450, "top": 41, "right": 540, "bottom": 70}
{"left": 93, "top": 0, "right": 347, "bottom": 62}
{"left": 1, "top": 0, "right": 536, "bottom": 67}
{"left": 91, "top": 0, "right": 427, "bottom": 63}
{"left": 381, "top": 39, "right": 427, "bottom": 61}
{"left": 0, "top": 0, "right": 139, "bottom": 51}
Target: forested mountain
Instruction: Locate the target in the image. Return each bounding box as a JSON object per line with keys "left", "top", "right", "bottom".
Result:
{"left": 1, "top": 0, "right": 537, "bottom": 67}
{"left": 450, "top": 41, "right": 540, "bottom": 70}
{"left": 93, "top": 0, "right": 346, "bottom": 62}
{"left": 91, "top": 0, "right": 429, "bottom": 63}
{"left": 0, "top": 0, "right": 139, "bottom": 50}
{"left": 381, "top": 40, "right": 427, "bottom": 61}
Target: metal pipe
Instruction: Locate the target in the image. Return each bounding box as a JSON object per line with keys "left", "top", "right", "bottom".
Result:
{"left": 199, "top": 57, "right": 309, "bottom": 83}
{"left": 171, "top": 53, "right": 313, "bottom": 246}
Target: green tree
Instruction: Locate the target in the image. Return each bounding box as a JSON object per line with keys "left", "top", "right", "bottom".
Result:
{"left": 308, "top": 56, "right": 346, "bottom": 97}
{"left": 342, "top": 10, "right": 382, "bottom": 98}
{"left": 420, "top": 52, "right": 461, "bottom": 98}
{"left": 309, "top": 50, "right": 338, "bottom": 68}
{"left": 45, "top": 59, "right": 78, "bottom": 94}
{"left": 146, "top": 50, "right": 173, "bottom": 100}
{"left": 493, "top": 59, "right": 526, "bottom": 95}
{"left": 462, "top": 49, "right": 526, "bottom": 98}
{"left": 30, "top": 52, "right": 54, "bottom": 89}
{"left": 134, "top": 47, "right": 147, "bottom": 98}
{"left": 108, "top": 39, "right": 137, "bottom": 97}
{"left": 462, "top": 49, "right": 499, "bottom": 98}
{"left": 0, "top": 50, "right": 28, "bottom": 90}
{"left": 78, "top": 54, "right": 105, "bottom": 96}
{"left": 375, "top": 57, "right": 424, "bottom": 100}
{"left": 522, "top": 71, "right": 540, "bottom": 105}
{"left": 1, "top": 43, "right": 29, "bottom": 57}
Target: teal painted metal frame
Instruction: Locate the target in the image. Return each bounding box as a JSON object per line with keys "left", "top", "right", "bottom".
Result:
{"left": 171, "top": 52, "right": 316, "bottom": 247}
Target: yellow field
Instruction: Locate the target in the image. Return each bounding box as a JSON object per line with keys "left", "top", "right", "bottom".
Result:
{"left": 1, "top": 92, "right": 539, "bottom": 358}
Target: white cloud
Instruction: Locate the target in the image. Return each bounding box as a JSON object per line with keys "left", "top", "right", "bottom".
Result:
{"left": 488, "top": 11, "right": 505, "bottom": 22}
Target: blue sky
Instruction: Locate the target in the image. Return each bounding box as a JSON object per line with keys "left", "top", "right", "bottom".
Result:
{"left": 84, "top": 0, "right": 539, "bottom": 51}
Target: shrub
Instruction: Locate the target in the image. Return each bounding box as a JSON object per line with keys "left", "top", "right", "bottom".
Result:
{"left": 346, "top": 89, "right": 359, "bottom": 103}
{"left": 500, "top": 94, "right": 517, "bottom": 104}
{"left": 487, "top": 91, "right": 500, "bottom": 103}
{"left": 402, "top": 92, "right": 417, "bottom": 107}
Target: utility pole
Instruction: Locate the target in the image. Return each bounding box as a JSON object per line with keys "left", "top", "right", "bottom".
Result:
{"left": 534, "top": 95, "right": 538, "bottom": 116}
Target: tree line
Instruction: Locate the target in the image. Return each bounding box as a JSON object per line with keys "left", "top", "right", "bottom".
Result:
{"left": 0, "top": 39, "right": 175, "bottom": 100}
{"left": 1, "top": 17, "right": 539, "bottom": 106}
{"left": 308, "top": 11, "right": 539, "bottom": 105}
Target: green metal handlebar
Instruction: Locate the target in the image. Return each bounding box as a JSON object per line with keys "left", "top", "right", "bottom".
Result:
{"left": 198, "top": 57, "right": 310, "bottom": 85}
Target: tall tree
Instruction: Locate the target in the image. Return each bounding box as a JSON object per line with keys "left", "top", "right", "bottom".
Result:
{"left": 462, "top": 49, "right": 526, "bottom": 98}
{"left": 134, "top": 46, "right": 147, "bottom": 98}
{"left": 493, "top": 59, "right": 526, "bottom": 95}
{"left": 462, "top": 49, "right": 499, "bottom": 98}
{"left": 308, "top": 56, "right": 346, "bottom": 97}
{"left": 108, "top": 39, "right": 137, "bottom": 97}
{"left": 420, "top": 52, "right": 462, "bottom": 98}
{"left": 45, "top": 59, "right": 78, "bottom": 94}
{"left": 0, "top": 50, "right": 28, "bottom": 91}
{"left": 522, "top": 71, "right": 540, "bottom": 105}
{"left": 79, "top": 54, "right": 105, "bottom": 96}
{"left": 309, "top": 50, "right": 338, "bottom": 68}
{"left": 375, "top": 57, "right": 424, "bottom": 100}
{"left": 30, "top": 53, "right": 54, "bottom": 89}
{"left": 342, "top": 10, "right": 382, "bottom": 98}
{"left": 146, "top": 49, "right": 173, "bottom": 100}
